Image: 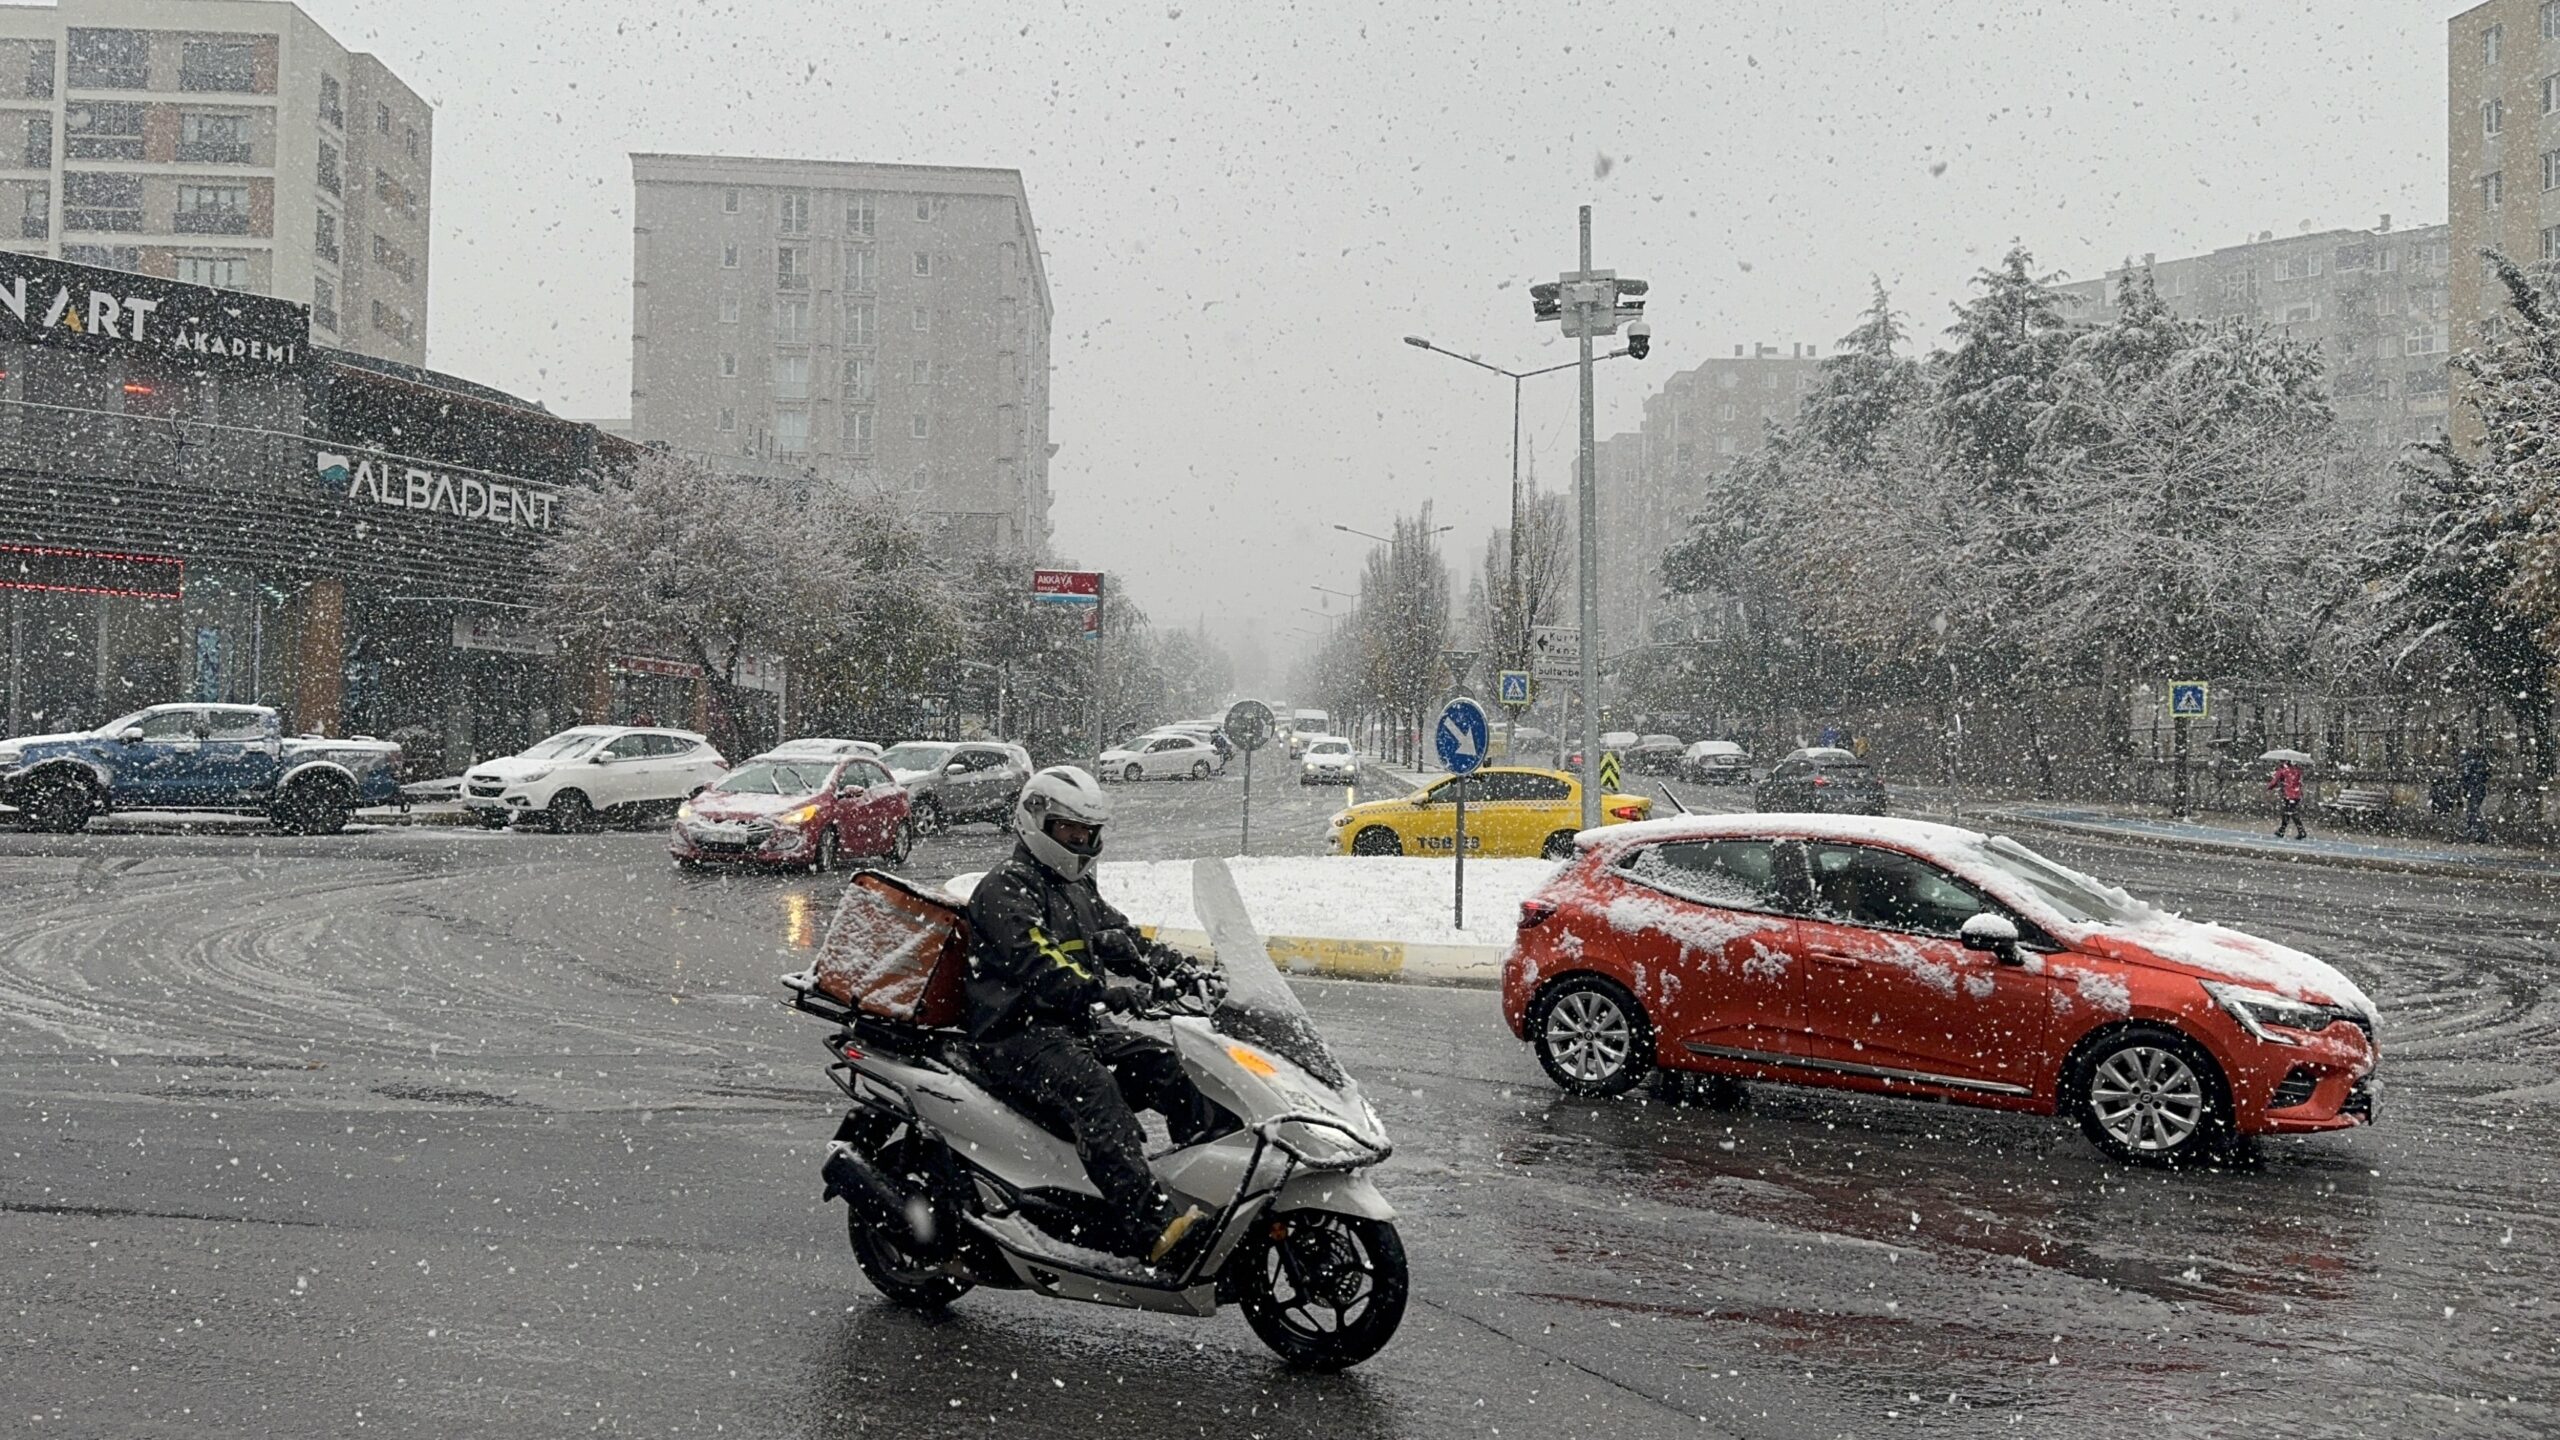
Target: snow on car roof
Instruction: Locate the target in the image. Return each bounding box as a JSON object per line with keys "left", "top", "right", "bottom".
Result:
{"left": 1588, "top": 811, "right": 1988, "bottom": 855}
{"left": 1684, "top": 739, "right": 1745, "bottom": 756}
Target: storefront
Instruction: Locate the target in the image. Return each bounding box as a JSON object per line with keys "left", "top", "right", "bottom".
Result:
{"left": 0, "top": 251, "right": 657, "bottom": 776}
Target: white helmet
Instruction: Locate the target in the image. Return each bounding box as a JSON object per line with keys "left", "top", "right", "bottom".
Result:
{"left": 1015, "top": 765, "right": 1113, "bottom": 881}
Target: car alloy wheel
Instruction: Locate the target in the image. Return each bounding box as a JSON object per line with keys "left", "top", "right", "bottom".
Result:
{"left": 1350, "top": 826, "right": 1402, "bottom": 856}
{"left": 2073, "top": 1026, "right": 2227, "bottom": 1165}
{"left": 1124, "top": 764, "right": 1145, "bottom": 784}
{"left": 810, "top": 828, "right": 840, "bottom": 874}
{"left": 1530, "top": 977, "right": 1652, "bottom": 1096}
{"left": 548, "top": 790, "right": 598, "bottom": 834}
{"left": 1190, "top": 760, "right": 1211, "bottom": 780}
{"left": 910, "top": 796, "right": 943, "bottom": 835}
{"left": 24, "top": 778, "right": 96, "bottom": 834}
{"left": 1540, "top": 830, "right": 1577, "bottom": 860}
{"left": 884, "top": 817, "right": 917, "bottom": 864}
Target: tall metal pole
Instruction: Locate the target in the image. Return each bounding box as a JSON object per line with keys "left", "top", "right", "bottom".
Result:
{"left": 1092, "top": 575, "right": 1108, "bottom": 775}
{"left": 1507, "top": 373, "right": 1523, "bottom": 757}
{"left": 1574, "top": 205, "right": 1602, "bottom": 832}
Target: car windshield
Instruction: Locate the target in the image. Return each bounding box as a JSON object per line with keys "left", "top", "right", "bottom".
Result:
{"left": 523, "top": 731, "right": 607, "bottom": 760}
{"left": 877, "top": 743, "right": 952, "bottom": 772}
{"left": 1311, "top": 741, "right": 1348, "bottom": 754}
{"left": 713, "top": 761, "right": 833, "bottom": 796}
{"left": 1971, "top": 835, "right": 2156, "bottom": 928}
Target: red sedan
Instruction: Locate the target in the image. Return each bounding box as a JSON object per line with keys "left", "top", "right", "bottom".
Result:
{"left": 669, "top": 753, "right": 915, "bottom": 873}
{"left": 1501, "top": 815, "right": 2378, "bottom": 1165}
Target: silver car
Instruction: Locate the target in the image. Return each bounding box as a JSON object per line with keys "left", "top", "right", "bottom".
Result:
{"left": 875, "top": 739, "right": 1032, "bottom": 832}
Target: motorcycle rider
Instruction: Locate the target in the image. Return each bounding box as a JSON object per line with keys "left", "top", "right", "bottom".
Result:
{"left": 964, "top": 765, "right": 1215, "bottom": 1264}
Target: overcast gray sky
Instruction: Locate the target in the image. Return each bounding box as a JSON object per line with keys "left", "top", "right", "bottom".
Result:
{"left": 302, "top": 0, "right": 2460, "bottom": 685}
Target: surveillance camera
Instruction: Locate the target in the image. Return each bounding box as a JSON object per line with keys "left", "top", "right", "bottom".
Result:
{"left": 1626, "top": 318, "right": 1653, "bottom": 360}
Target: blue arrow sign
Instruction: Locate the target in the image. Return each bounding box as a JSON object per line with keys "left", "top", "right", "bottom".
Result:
{"left": 1436, "top": 697, "right": 1491, "bottom": 776}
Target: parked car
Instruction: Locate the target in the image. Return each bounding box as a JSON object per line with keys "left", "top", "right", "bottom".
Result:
{"left": 876, "top": 740, "right": 1032, "bottom": 832}
{"left": 1753, "top": 747, "right": 1886, "bottom": 815}
{"left": 1298, "top": 734, "right": 1357, "bottom": 785}
{"left": 1100, "top": 731, "right": 1225, "bottom": 782}
{"left": 1501, "top": 814, "right": 2379, "bottom": 1165}
{"left": 461, "top": 726, "right": 727, "bottom": 831}
{"left": 0, "top": 703, "right": 401, "bottom": 835}
{"left": 1329, "top": 766, "right": 1652, "bottom": 858}
{"left": 1681, "top": 739, "right": 1753, "bottom": 786}
{"left": 1633, "top": 733, "right": 1685, "bottom": 774}
{"left": 669, "top": 751, "right": 914, "bottom": 872}
{"left": 761, "top": 737, "right": 882, "bottom": 761}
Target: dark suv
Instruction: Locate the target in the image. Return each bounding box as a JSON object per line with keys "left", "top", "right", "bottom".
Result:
{"left": 1752, "top": 747, "right": 1887, "bottom": 815}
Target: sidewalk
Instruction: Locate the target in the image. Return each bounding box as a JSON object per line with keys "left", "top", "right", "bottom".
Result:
{"left": 1973, "top": 800, "right": 2560, "bottom": 882}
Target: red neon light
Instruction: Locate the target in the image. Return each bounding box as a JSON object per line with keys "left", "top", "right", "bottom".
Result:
{"left": 0, "top": 543, "right": 185, "bottom": 600}
{"left": 0, "top": 542, "right": 185, "bottom": 568}
{"left": 0, "top": 580, "right": 185, "bottom": 600}
{"left": 121, "top": 382, "right": 154, "bottom": 396}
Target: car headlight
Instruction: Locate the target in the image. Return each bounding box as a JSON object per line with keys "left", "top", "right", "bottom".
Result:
{"left": 0, "top": 748, "right": 20, "bottom": 770}
{"left": 781, "top": 802, "right": 820, "bottom": 826}
{"left": 2203, "top": 981, "right": 2363, "bottom": 1045}
{"left": 1330, "top": 811, "right": 1351, "bottom": 828}
{"left": 520, "top": 768, "right": 552, "bottom": 784}
{"left": 675, "top": 800, "right": 694, "bottom": 821}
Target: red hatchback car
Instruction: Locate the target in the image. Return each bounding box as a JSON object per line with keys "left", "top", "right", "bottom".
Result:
{"left": 1501, "top": 815, "right": 2378, "bottom": 1165}
{"left": 669, "top": 752, "right": 915, "bottom": 873}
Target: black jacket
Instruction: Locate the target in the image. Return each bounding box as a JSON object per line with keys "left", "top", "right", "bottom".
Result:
{"left": 963, "top": 845, "right": 1171, "bottom": 1041}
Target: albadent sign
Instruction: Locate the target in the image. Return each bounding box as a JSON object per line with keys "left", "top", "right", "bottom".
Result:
{"left": 318, "top": 450, "right": 560, "bottom": 532}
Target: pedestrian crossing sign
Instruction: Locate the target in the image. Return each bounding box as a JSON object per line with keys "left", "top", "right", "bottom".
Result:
{"left": 2170, "top": 681, "right": 2209, "bottom": 719}
{"left": 1497, "top": 670, "right": 1532, "bottom": 709}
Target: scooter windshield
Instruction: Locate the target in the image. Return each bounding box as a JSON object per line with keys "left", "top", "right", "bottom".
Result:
{"left": 1190, "top": 857, "right": 1349, "bottom": 1089}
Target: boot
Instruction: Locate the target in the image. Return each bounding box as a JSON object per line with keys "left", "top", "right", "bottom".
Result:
{"left": 1148, "top": 1204, "right": 1210, "bottom": 1269}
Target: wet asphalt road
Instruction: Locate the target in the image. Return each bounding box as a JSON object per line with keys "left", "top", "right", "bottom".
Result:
{"left": 2, "top": 762, "right": 2558, "bottom": 1438}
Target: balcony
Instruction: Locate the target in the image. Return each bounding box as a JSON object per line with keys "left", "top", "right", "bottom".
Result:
{"left": 173, "top": 211, "right": 250, "bottom": 235}
{"left": 175, "top": 140, "right": 253, "bottom": 164}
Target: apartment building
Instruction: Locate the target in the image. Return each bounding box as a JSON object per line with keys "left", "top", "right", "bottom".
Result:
{"left": 628, "top": 153, "right": 1055, "bottom": 551}
{"left": 1580, "top": 343, "right": 1822, "bottom": 651}
{"left": 0, "top": 0, "right": 430, "bottom": 365}
{"left": 2448, "top": 0, "right": 2560, "bottom": 449}
{"left": 2058, "top": 220, "right": 2453, "bottom": 453}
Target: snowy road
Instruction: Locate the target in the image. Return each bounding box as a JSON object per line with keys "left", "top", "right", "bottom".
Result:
{"left": 2, "top": 765, "right": 2557, "bottom": 1437}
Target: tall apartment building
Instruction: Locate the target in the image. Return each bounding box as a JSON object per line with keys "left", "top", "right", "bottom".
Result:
{"left": 2058, "top": 220, "right": 2453, "bottom": 453}
{"left": 2449, "top": 0, "right": 2560, "bottom": 449}
{"left": 628, "top": 153, "right": 1054, "bottom": 551}
{"left": 1579, "top": 343, "right": 1822, "bottom": 651}
{"left": 0, "top": 0, "right": 430, "bottom": 365}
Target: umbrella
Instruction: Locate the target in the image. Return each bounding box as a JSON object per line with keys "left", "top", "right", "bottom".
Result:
{"left": 2259, "top": 748, "right": 2313, "bottom": 765}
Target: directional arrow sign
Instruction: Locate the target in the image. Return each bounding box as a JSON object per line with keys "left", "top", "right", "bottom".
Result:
{"left": 1435, "top": 696, "right": 1491, "bottom": 776}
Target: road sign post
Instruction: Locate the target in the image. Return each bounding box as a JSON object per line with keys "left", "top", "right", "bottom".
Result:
{"left": 2169, "top": 682, "right": 2208, "bottom": 821}
{"left": 1225, "top": 700, "right": 1277, "bottom": 855}
{"left": 1435, "top": 697, "right": 1491, "bottom": 930}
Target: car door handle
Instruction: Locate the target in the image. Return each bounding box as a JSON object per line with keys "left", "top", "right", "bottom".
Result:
{"left": 1807, "top": 950, "right": 1862, "bottom": 969}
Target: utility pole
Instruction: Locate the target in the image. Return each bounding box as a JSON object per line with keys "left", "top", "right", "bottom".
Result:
{"left": 1530, "top": 206, "right": 1653, "bottom": 830}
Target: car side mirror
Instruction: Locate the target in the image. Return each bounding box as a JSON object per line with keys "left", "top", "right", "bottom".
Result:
{"left": 1960, "top": 912, "right": 2023, "bottom": 964}
{"left": 118, "top": 727, "right": 145, "bottom": 744}
{"left": 945, "top": 761, "right": 969, "bottom": 774}
{"left": 589, "top": 753, "right": 609, "bottom": 764}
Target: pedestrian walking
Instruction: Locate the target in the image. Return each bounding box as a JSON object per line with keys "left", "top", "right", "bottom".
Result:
{"left": 2458, "top": 746, "right": 2492, "bottom": 843}
{"left": 2267, "top": 759, "right": 2308, "bottom": 840}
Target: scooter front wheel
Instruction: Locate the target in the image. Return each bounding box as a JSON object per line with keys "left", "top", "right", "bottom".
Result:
{"left": 1235, "top": 1212, "right": 1407, "bottom": 1371}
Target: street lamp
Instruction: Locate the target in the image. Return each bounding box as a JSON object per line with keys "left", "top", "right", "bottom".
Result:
{"left": 1402, "top": 335, "right": 1633, "bottom": 752}
{"left": 1331, "top": 522, "right": 1452, "bottom": 546}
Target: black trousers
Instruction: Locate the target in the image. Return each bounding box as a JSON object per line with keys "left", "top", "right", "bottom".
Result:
{"left": 972, "top": 1025, "right": 1210, "bottom": 1255}
{"left": 2275, "top": 798, "right": 2307, "bottom": 838}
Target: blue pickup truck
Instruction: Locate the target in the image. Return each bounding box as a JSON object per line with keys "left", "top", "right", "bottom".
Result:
{"left": 0, "top": 703, "right": 403, "bottom": 835}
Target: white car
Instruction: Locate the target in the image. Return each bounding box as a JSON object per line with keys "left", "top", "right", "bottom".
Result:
{"left": 1298, "top": 734, "right": 1357, "bottom": 785}
{"left": 1100, "top": 732, "right": 1224, "bottom": 782}
{"left": 759, "top": 737, "right": 881, "bottom": 762}
{"left": 461, "top": 726, "right": 728, "bottom": 831}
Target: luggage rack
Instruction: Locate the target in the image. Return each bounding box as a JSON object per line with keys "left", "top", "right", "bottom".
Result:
{"left": 781, "top": 969, "right": 960, "bottom": 1063}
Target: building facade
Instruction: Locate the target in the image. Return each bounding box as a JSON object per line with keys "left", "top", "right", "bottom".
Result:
{"left": 627, "top": 153, "right": 1055, "bottom": 551}
{"left": 0, "top": 251, "right": 665, "bottom": 777}
{"left": 2449, "top": 0, "right": 2560, "bottom": 449}
{"left": 0, "top": 0, "right": 430, "bottom": 366}
{"left": 2058, "top": 220, "right": 2453, "bottom": 452}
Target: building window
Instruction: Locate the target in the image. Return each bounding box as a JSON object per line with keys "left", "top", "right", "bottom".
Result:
{"left": 910, "top": 359, "right": 934, "bottom": 385}
{"left": 719, "top": 293, "right": 740, "bottom": 323}
{"left": 312, "top": 276, "right": 337, "bottom": 333}
{"left": 2545, "top": 150, "right": 2560, "bottom": 193}
{"left": 179, "top": 40, "right": 257, "bottom": 93}
{"left": 2547, "top": 2, "right": 2560, "bottom": 41}
{"left": 779, "top": 190, "right": 810, "bottom": 234}
{"left": 63, "top": 101, "right": 143, "bottom": 159}
{"left": 773, "top": 353, "right": 810, "bottom": 400}
{"left": 1001, "top": 240, "right": 1019, "bottom": 275}
{"left": 2543, "top": 225, "right": 2560, "bottom": 263}
{"left": 845, "top": 357, "right": 875, "bottom": 399}
{"left": 20, "top": 184, "right": 46, "bottom": 241}
{"left": 847, "top": 410, "right": 873, "bottom": 454}
{"left": 722, "top": 187, "right": 741, "bottom": 215}
{"left": 2280, "top": 302, "right": 2319, "bottom": 325}
{"left": 776, "top": 299, "right": 811, "bottom": 343}
{"left": 913, "top": 251, "right": 934, "bottom": 277}
{"left": 317, "top": 140, "right": 340, "bottom": 195}
{"left": 2483, "top": 171, "right": 2506, "bottom": 210}
{"left": 376, "top": 102, "right": 390, "bottom": 135}
{"left": 914, "top": 196, "right": 934, "bottom": 221}
{"left": 178, "top": 111, "right": 251, "bottom": 163}
{"left": 774, "top": 409, "right": 809, "bottom": 457}
{"left": 2273, "top": 250, "right": 2324, "bottom": 281}
{"left": 847, "top": 194, "right": 875, "bottom": 236}
{"left": 370, "top": 233, "right": 415, "bottom": 284}
{"left": 2408, "top": 366, "right": 2449, "bottom": 397}
{"left": 2405, "top": 325, "right": 2443, "bottom": 356}
{"left": 2486, "top": 97, "right": 2505, "bottom": 137}
{"left": 846, "top": 245, "right": 875, "bottom": 291}
{"left": 911, "top": 306, "right": 931, "bottom": 332}
{"left": 2486, "top": 23, "right": 2505, "bottom": 65}
{"left": 370, "top": 300, "right": 417, "bottom": 346}
{"left": 717, "top": 406, "right": 736, "bottom": 432}
{"left": 404, "top": 124, "right": 420, "bottom": 160}
{"left": 62, "top": 244, "right": 138, "bottom": 270}
{"left": 718, "top": 352, "right": 737, "bottom": 378}
{"left": 846, "top": 303, "right": 875, "bottom": 346}
{"left": 175, "top": 184, "right": 250, "bottom": 234}
{"left": 911, "top": 414, "right": 931, "bottom": 439}
{"left": 318, "top": 73, "right": 342, "bottom": 128}
{"left": 373, "top": 169, "right": 417, "bottom": 218}
{"left": 65, "top": 29, "right": 147, "bottom": 89}
{"left": 776, "top": 244, "right": 809, "bottom": 291}
{"left": 61, "top": 171, "right": 141, "bottom": 231}
{"left": 721, "top": 240, "right": 739, "bottom": 269}
{"left": 26, "top": 41, "right": 53, "bottom": 99}
{"left": 313, "top": 208, "right": 339, "bottom": 262}
{"left": 175, "top": 254, "right": 248, "bottom": 290}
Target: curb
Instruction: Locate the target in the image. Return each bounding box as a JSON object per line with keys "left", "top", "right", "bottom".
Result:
{"left": 1975, "top": 807, "right": 2559, "bottom": 885}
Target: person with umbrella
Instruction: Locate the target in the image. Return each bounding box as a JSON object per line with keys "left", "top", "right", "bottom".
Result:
{"left": 2264, "top": 749, "right": 2311, "bottom": 840}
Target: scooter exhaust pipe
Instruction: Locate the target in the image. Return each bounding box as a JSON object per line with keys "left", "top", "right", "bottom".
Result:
{"left": 821, "top": 1145, "right": 909, "bottom": 1232}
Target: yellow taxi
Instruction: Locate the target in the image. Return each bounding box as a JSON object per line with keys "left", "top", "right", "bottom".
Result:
{"left": 1328, "top": 766, "right": 1653, "bottom": 860}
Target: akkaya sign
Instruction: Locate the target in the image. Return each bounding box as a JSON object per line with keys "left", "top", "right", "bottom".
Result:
{"left": 0, "top": 252, "right": 308, "bottom": 373}
{"left": 319, "top": 450, "right": 561, "bottom": 533}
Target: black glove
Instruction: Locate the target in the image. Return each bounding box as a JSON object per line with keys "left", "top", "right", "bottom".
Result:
{"left": 1100, "top": 978, "right": 1153, "bottom": 1014}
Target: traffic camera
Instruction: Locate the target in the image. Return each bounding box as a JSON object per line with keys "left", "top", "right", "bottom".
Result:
{"left": 1626, "top": 318, "right": 1652, "bottom": 360}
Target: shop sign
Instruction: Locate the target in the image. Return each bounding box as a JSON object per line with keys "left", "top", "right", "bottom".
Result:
{"left": 609, "top": 652, "right": 786, "bottom": 695}
{"left": 452, "top": 614, "right": 558, "bottom": 656}
{"left": 318, "top": 449, "right": 561, "bottom": 532}
{"left": 0, "top": 252, "right": 309, "bottom": 373}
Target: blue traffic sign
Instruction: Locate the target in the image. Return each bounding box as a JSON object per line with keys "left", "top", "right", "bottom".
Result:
{"left": 2170, "top": 681, "right": 2209, "bottom": 719}
{"left": 1435, "top": 697, "right": 1492, "bottom": 775}
{"left": 1497, "top": 670, "right": 1533, "bottom": 707}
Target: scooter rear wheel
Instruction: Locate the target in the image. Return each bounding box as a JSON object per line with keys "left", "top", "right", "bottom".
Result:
{"left": 845, "top": 1138, "right": 972, "bottom": 1311}
{"left": 1235, "top": 1212, "right": 1407, "bottom": 1371}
